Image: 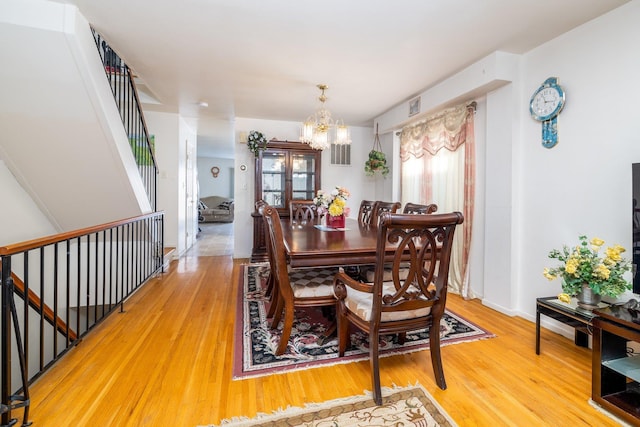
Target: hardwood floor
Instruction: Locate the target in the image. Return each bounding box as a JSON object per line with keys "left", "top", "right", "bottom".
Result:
{"left": 20, "top": 253, "right": 622, "bottom": 426}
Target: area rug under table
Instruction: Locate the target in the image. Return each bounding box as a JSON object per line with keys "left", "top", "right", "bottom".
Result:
{"left": 233, "top": 264, "right": 494, "bottom": 379}
{"left": 202, "top": 383, "right": 457, "bottom": 427}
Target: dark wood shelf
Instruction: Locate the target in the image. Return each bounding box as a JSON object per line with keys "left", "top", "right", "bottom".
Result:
{"left": 251, "top": 140, "right": 321, "bottom": 263}
{"left": 593, "top": 306, "right": 640, "bottom": 425}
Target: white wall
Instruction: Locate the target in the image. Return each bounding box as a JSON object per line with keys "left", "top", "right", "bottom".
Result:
{"left": 483, "top": 84, "right": 517, "bottom": 314}
{"left": 374, "top": 1, "right": 640, "bottom": 336}
{"left": 198, "top": 157, "right": 235, "bottom": 199}
{"left": 517, "top": 1, "right": 640, "bottom": 323}
{"left": 180, "top": 117, "right": 198, "bottom": 253}
{"left": 0, "top": 0, "right": 150, "bottom": 232}
{"left": 0, "top": 161, "right": 58, "bottom": 246}
{"left": 233, "top": 118, "right": 375, "bottom": 258}
{"left": 146, "top": 111, "right": 197, "bottom": 257}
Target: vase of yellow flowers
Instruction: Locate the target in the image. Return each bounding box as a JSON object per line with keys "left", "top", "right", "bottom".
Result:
{"left": 313, "top": 186, "right": 350, "bottom": 228}
{"left": 543, "top": 235, "right": 631, "bottom": 310}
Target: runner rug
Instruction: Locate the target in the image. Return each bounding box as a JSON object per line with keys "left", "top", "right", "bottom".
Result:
{"left": 233, "top": 264, "right": 494, "bottom": 379}
{"left": 201, "top": 383, "right": 457, "bottom": 426}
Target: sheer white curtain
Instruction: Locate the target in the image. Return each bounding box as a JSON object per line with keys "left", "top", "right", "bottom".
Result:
{"left": 400, "top": 103, "right": 475, "bottom": 298}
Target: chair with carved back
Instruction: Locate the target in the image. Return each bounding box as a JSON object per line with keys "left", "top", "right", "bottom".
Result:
{"left": 357, "top": 200, "right": 376, "bottom": 226}
{"left": 403, "top": 202, "right": 438, "bottom": 215}
{"left": 255, "top": 200, "right": 273, "bottom": 294}
{"left": 355, "top": 201, "right": 402, "bottom": 281}
{"left": 289, "top": 200, "right": 319, "bottom": 225}
{"left": 262, "top": 205, "right": 338, "bottom": 356}
{"left": 256, "top": 201, "right": 281, "bottom": 319}
{"left": 370, "top": 201, "right": 401, "bottom": 226}
{"left": 333, "top": 211, "right": 464, "bottom": 405}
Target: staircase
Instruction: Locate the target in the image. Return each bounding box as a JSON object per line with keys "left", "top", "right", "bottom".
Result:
{"left": 0, "top": 5, "right": 165, "bottom": 425}
{"left": 0, "top": 3, "right": 152, "bottom": 233}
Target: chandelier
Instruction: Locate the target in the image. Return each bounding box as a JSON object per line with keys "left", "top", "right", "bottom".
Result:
{"left": 300, "top": 84, "right": 351, "bottom": 150}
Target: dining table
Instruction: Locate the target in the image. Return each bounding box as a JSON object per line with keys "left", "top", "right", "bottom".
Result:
{"left": 280, "top": 217, "right": 386, "bottom": 268}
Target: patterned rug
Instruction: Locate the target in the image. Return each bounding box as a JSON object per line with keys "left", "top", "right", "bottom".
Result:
{"left": 233, "top": 264, "right": 494, "bottom": 379}
{"left": 202, "top": 383, "right": 457, "bottom": 426}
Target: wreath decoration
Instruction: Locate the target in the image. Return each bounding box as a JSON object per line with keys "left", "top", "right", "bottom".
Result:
{"left": 247, "top": 130, "right": 267, "bottom": 156}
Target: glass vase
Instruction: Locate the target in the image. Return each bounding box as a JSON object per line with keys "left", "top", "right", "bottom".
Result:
{"left": 576, "top": 283, "right": 601, "bottom": 310}
{"left": 326, "top": 214, "right": 345, "bottom": 229}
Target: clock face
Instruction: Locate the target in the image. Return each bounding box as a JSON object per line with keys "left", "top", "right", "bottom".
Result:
{"left": 530, "top": 85, "right": 565, "bottom": 121}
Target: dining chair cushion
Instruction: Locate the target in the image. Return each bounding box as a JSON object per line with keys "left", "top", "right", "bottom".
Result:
{"left": 342, "top": 281, "right": 431, "bottom": 322}
{"left": 289, "top": 267, "right": 339, "bottom": 298}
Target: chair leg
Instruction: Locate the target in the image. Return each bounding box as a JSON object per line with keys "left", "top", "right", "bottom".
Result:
{"left": 429, "top": 320, "right": 447, "bottom": 390}
{"left": 370, "top": 328, "right": 382, "bottom": 405}
{"left": 270, "top": 294, "right": 284, "bottom": 329}
{"left": 264, "top": 272, "right": 274, "bottom": 297}
{"left": 397, "top": 332, "right": 406, "bottom": 345}
{"left": 276, "top": 305, "right": 294, "bottom": 356}
{"left": 266, "top": 280, "right": 279, "bottom": 318}
{"left": 336, "top": 307, "right": 350, "bottom": 356}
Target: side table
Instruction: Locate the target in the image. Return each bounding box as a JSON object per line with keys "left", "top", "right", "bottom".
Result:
{"left": 536, "top": 296, "right": 607, "bottom": 355}
{"left": 592, "top": 305, "right": 640, "bottom": 426}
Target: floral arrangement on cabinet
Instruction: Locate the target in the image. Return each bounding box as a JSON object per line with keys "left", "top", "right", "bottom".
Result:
{"left": 313, "top": 186, "right": 351, "bottom": 218}
{"left": 246, "top": 130, "right": 267, "bottom": 156}
{"left": 543, "top": 235, "right": 631, "bottom": 301}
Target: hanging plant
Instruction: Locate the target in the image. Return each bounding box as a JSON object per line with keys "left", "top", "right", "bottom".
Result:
{"left": 247, "top": 130, "right": 267, "bottom": 156}
{"left": 364, "top": 124, "right": 390, "bottom": 177}
{"left": 365, "top": 150, "right": 390, "bottom": 177}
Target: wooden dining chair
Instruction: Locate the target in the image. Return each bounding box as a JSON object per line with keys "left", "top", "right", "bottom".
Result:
{"left": 403, "top": 202, "right": 438, "bottom": 215}
{"left": 289, "top": 200, "right": 318, "bottom": 225}
{"left": 254, "top": 200, "right": 274, "bottom": 294}
{"left": 261, "top": 204, "right": 338, "bottom": 356}
{"left": 256, "top": 201, "right": 282, "bottom": 320}
{"left": 370, "top": 201, "right": 401, "bottom": 226}
{"left": 333, "top": 211, "right": 464, "bottom": 405}
{"left": 357, "top": 200, "right": 376, "bottom": 225}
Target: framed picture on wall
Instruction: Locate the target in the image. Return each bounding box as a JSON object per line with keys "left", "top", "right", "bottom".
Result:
{"left": 408, "top": 97, "right": 421, "bottom": 117}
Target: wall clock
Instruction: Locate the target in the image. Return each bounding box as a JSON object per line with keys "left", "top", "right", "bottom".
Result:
{"left": 530, "top": 77, "right": 566, "bottom": 149}
{"left": 210, "top": 166, "right": 220, "bottom": 178}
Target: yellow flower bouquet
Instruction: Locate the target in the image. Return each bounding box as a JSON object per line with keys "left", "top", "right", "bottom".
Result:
{"left": 543, "top": 235, "right": 631, "bottom": 298}
{"left": 313, "top": 186, "right": 351, "bottom": 218}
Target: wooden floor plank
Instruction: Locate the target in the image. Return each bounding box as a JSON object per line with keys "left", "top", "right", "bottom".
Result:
{"left": 19, "top": 255, "right": 622, "bottom": 426}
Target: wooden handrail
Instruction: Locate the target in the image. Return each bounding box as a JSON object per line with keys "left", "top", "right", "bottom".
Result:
{"left": 10, "top": 273, "right": 78, "bottom": 342}
{"left": 0, "top": 212, "right": 163, "bottom": 256}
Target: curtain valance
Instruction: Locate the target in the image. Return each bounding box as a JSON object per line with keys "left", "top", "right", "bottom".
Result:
{"left": 400, "top": 103, "right": 474, "bottom": 161}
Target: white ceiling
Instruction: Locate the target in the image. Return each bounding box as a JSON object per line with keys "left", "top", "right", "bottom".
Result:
{"left": 58, "top": 0, "right": 629, "bottom": 157}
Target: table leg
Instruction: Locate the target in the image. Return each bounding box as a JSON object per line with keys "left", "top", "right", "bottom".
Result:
{"left": 317, "top": 323, "right": 336, "bottom": 346}
{"left": 575, "top": 329, "right": 589, "bottom": 347}
{"left": 317, "top": 305, "right": 336, "bottom": 346}
{"left": 536, "top": 307, "right": 541, "bottom": 355}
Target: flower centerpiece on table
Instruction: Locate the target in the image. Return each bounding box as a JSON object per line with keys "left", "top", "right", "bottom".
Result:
{"left": 543, "top": 235, "right": 631, "bottom": 303}
{"left": 246, "top": 130, "right": 267, "bottom": 156}
{"left": 313, "top": 186, "right": 351, "bottom": 222}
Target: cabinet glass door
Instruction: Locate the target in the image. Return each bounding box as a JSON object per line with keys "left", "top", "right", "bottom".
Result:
{"left": 291, "top": 153, "right": 317, "bottom": 200}
{"left": 261, "top": 151, "right": 286, "bottom": 208}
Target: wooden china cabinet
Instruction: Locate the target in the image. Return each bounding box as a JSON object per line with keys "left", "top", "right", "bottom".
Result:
{"left": 251, "top": 140, "right": 321, "bottom": 262}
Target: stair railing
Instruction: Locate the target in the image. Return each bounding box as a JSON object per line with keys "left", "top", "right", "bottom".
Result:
{"left": 0, "top": 212, "right": 164, "bottom": 426}
{"left": 91, "top": 29, "right": 158, "bottom": 212}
